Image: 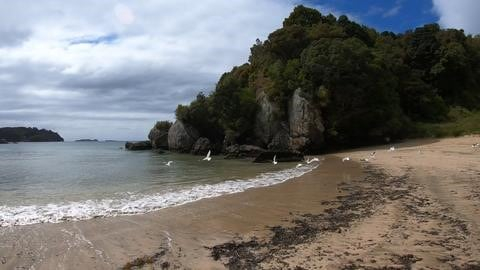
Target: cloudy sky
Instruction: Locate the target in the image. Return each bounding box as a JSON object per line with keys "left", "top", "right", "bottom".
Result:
{"left": 0, "top": 0, "right": 479, "bottom": 141}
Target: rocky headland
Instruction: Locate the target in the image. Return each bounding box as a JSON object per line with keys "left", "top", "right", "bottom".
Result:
{"left": 0, "top": 127, "right": 63, "bottom": 143}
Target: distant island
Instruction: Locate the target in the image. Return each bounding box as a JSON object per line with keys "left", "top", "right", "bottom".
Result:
{"left": 0, "top": 127, "right": 63, "bottom": 143}
{"left": 75, "top": 139, "right": 99, "bottom": 142}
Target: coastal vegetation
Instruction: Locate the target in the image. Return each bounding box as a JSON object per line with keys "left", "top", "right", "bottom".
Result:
{"left": 0, "top": 127, "right": 63, "bottom": 142}
{"left": 160, "top": 5, "right": 480, "bottom": 153}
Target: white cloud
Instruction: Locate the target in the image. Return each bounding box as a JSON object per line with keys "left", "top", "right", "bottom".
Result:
{"left": 433, "top": 0, "right": 480, "bottom": 34}
{"left": 0, "top": 0, "right": 302, "bottom": 140}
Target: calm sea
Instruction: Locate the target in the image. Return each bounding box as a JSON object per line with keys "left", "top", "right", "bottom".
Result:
{"left": 0, "top": 142, "right": 317, "bottom": 226}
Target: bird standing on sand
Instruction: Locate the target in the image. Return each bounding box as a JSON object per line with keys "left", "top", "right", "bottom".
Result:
{"left": 165, "top": 161, "right": 173, "bottom": 166}
{"left": 203, "top": 150, "right": 212, "bottom": 161}
{"left": 388, "top": 146, "right": 395, "bottom": 152}
{"left": 342, "top": 157, "right": 350, "bottom": 162}
{"left": 273, "top": 155, "right": 278, "bottom": 165}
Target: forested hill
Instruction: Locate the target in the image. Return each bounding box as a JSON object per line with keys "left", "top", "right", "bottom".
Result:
{"left": 162, "top": 5, "right": 480, "bottom": 153}
{"left": 0, "top": 127, "right": 64, "bottom": 142}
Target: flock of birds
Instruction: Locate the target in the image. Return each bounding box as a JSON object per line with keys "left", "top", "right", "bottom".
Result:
{"left": 162, "top": 143, "right": 479, "bottom": 167}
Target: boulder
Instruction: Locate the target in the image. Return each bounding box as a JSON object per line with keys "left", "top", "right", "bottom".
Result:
{"left": 253, "top": 151, "right": 304, "bottom": 163}
{"left": 254, "top": 91, "right": 282, "bottom": 148}
{"left": 148, "top": 123, "right": 169, "bottom": 150}
{"left": 288, "top": 88, "right": 325, "bottom": 152}
{"left": 125, "top": 141, "right": 152, "bottom": 151}
{"left": 224, "top": 144, "right": 266, "bottom": 159}
{"left": 191, "top": 137, "right": 212, "bottom": 155}
{"left": 168, "top": 120, "right": 199, "bottom": 152}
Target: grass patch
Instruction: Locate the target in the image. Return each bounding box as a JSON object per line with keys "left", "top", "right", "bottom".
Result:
{"left": 411, "top": 107, "right": 480, "bottom": 138}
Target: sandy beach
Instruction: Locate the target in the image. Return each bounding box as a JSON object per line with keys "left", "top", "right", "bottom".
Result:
{"left": 1, "top": 136, "right": 480, "bottom": 269}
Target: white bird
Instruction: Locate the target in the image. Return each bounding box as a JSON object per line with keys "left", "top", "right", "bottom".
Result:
{"left": 306, "top": 157, "right": 320, "bottom": 164}
{"left": 342, "top": 157, "right": 350, "bottom": 162}
{"left": 296, "top": 163, "right": 303, "bottom": 168}
{"left": 388, "top": 146, "right": 395, "bottom": 152}
{"left": 165, "top": 161, "right": 173, "bottom": 166}
{"left": 369, "top": 151, "right": 376, "bottom": 158}
{"left": 472, "top": 143, "right": 479, "bottom": 148}
{"left": 203, "top": 150, "right": 212, "bottom": 161}
{"left": 273, "top": 155, "right": 278, "bottom": 165}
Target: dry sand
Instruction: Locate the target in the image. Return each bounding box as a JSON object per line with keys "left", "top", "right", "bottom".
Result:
{"left": 1, "top": 136, "right": 479, "bottom": 269}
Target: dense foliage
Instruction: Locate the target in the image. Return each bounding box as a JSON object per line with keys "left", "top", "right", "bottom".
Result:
{"left": 0, "top": 127, "right": 64, "bottom": 142}
{"left": 175, "top": 5, "right": 480, "bottom": 149}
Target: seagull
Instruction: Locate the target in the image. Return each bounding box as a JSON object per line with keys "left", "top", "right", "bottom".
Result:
{"left": 203, "top": 150, "right": 212, "bottom": 161}
{"left": 370, "top": 151, "right": 376, "bottom": 158}
{"left": 306, "top": 157, "right": 320, "bottom": 164}
{"left": 472, "top": 143, "right": 479, "bottom": 148}
{"left": 296, "top": 163, "right": 303, "bottom": 168}
{"left": 342, "top": 157, "right": 350, "bottom": 162}
{"left": 388, "top": 146, "right": 395, "bottom": 152}
{"left": 165, "top": 161, "right": 173, "bottom": 166}
{"left": 273, "top": 155, "right": 278, "bottom": 165}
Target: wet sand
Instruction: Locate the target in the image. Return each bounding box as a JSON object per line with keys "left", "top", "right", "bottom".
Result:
{"left": 1, "top": 136, "right": 480, "bottom": 269}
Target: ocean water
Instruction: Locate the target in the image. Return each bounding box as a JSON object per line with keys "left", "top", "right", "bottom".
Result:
{"left": 0, "top": 142, "right": 318, "bottom": 227}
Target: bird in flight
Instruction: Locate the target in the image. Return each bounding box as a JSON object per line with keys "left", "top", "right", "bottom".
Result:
{"left": 165, "top": 161, "right": 173, "bottom": 166}
{"left": 203, "top": 150, "right": 212, "bottom": 161}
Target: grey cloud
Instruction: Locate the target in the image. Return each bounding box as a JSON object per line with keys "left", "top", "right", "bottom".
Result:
{"left": 0, "top": 0, "right": 296, "bottom": 140}
{"left": 0, "top": 28, "right": 31, "bottom": 47}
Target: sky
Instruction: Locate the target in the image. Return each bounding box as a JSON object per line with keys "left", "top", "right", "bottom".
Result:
{"left": 0, "top": 0, "right": 479, "bottom": 141}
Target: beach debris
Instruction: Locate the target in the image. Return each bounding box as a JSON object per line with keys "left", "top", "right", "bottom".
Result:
{"left": 472, "top": 143, "right": 479, "bottom": 148}
{"left": 388, "top": 146, "right": 395, "bottom": 152}
{"left": 273, "top": 155, "right": 278, "bottom": 165}
{"left": 202, "top": 150, "right": 212, "bottom": 161}
{"left": 165, "top": 161, "right": 173, "bottom": 166}
{"left": 360, "top": 158, "right": 369, "bottom": 162}
{"left": 306, "top": 157, "right": 319, "bottom": 164}
{"left": 342, "top": 157, "right": 350, "bottom": 162}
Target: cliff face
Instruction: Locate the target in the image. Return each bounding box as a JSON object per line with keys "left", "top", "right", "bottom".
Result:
{"left": 156, "top": 88, "right": 325, "bottom": 155}
{"left": 0, "top": 127, "right": 64, "bottom": 142}
{"left": 252, "top": 88, "right": 324, "bottom": 153}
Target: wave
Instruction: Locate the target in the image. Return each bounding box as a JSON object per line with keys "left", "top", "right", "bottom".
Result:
{"left": 0, "top": 163, "right": 318, "bottom": 227}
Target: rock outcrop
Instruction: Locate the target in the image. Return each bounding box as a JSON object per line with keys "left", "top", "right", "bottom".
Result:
{"left": 191, "top": 137, "right": 212, "bottom": 155}
{"left": 253, "top": 151, "right": 304, "bottom": 163}
{"left": 125, "top": 141, "right": 152, "bottom": 151}
{"left": 148, "top": 122, "right": 170, "bottom": 150}
{"left": 254, "top": 91, "right": 282, "bottom": 148}
{"left": 288, "top": 88, "right": 325, "bottom": 152}
{"left": 224, "top": 144, "right": 266, "bottom": 159}
{"left": 168, "top": 121, "right": 199, "bottom": 153}
{"left": 267, "top": 122, "right": 290, "bottom": 151}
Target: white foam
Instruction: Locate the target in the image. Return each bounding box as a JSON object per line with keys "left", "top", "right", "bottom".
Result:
{"left": 0, "top": 164, "right": 318, "bottom": 227}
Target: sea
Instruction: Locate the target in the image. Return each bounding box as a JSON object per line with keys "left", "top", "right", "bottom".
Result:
{"left": 0, "top": 142, "right": 317, "bottom": 227}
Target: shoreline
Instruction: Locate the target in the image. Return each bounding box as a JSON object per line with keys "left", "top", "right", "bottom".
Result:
{"left": 1, "top": 136, "right": 479, "bottom": 269}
